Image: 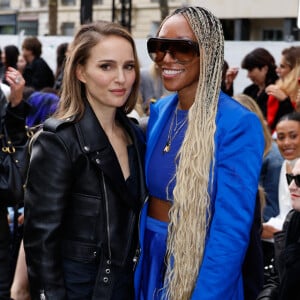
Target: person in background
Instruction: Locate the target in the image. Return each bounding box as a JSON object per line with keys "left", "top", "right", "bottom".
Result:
{"left": 257, "top": 157, "right": 300, "bottom": 300}
{"left": 1, "top": 45, "right": 20, "bottom": 86}
{"left": 24, "top": 21, "right": 147, "bottom": 300}
{"left": 134, "top": 6, "right": 264, "bottom": 300}
{"left": 139, "top": 62, "right": 170, "bottom": 115}
{"left": 233, "top": 93, "right": 283, "bottom": 286}
{"left": 265, "top": 46, "right": 300, "bottom": 131}
{"left": 233, "top": 93, "right": 273, "bottom": 300}
{"left": 241, "top": 48, "right": 278, "bottom": 119}
{"left": 17, "top": 54, "right": 27, "bottom": 75}
{"left": 0, "top": 67, "right": 29, "bottom": 300}
{"left": 221, "top": 60, "right": 239, "bottom": 96}
{"left": 0, "top": 47, "right": 4, "bottom": 80}
{"left": 261, "top": 112, "right": 300, "bottom": 283}
{"left": 53, "top": 42, "right": 69, "bottom": 92}
{"left": 22, "top": 36, "right": 55, "bottom": 91}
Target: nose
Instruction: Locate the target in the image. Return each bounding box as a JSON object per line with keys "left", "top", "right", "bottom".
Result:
{"left": 116, "top": 68, "right": 126, "bottom": 83}
{"left": 163, "top": 50, "right": 177, "bottom": 63}
{"left": 289, "top": 179, "right": 297, "bottom": 191}
{"left": 282, "top": 137, "right": 291, "bottom": 146}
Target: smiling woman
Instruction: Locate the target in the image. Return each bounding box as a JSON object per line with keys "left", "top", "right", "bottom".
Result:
{"left": 264, "top": 111, "right": 300, "bottom": 228}
{"left": 261, "top": 112, "right": 300, "bottom": 282}
{"left": 134, "top": 6, "right": 264, "bottom": 300}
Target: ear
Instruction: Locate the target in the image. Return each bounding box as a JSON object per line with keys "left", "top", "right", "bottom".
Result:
{"left": 76, "top": 64, "right": 86, "bottom": 83}
{"left": 262, "top": 65, "right": 269, "bottom": 75}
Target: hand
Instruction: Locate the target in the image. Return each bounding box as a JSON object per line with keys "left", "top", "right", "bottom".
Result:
{"left": 261, "top": 223, "right": 280, "bottom": 239}
{"left": 225, "top": 67, "right": 239, "bottom": 90}
{"left": 265, "top": 84, "right": 287, "bottom": 101}
{"left": 5, "top": 67, "right": 25, "bottom": 107}
{"left": 18, "top": 214, "right": 24, "bottom": 226}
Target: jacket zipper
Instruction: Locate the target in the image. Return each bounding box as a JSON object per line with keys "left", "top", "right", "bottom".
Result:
{"left": 133, "top": 194, "right": 149, "bottom": 271}
{"left": 101, "top": 173, "right": 112, "bottom": 260}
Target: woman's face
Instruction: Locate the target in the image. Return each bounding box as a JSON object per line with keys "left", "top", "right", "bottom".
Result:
{"left": 76, "top": 35, "right": 136, "bottom": 112}
{"left": 288, "top": 159, "right": 300, "bottom": 211}
{"left": 276, "top": 120, "right": 300, "bottom": 160}
{"left": 246, "top": 66, "right": 268, "bottom": 87}
{"left": 156, "top": 14, "right": 200, "bottom": 99}
{"left": 17, "top": 55, "right": 26, "bottom": 73}
{"left": 276, "top": 55, "right": 291, "bottom": 79}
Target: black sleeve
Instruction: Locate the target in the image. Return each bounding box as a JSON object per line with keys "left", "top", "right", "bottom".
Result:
{"left": 5, "top": 101, "right": 31, "bottom": 145}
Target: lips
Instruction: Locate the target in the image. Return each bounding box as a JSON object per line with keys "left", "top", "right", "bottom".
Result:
{"left": 281, "top": 148, "right": 296, "bottom": 156}
{"left": 110, "top": 89, "right": 126, "bottom": 96}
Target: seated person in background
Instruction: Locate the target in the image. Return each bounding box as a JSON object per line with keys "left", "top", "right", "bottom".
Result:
{"left": 257, "top": 158, "right": 300, "bottom": 300}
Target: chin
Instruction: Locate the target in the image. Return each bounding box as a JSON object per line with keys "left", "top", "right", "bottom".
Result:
{"left": 292, "top": 200, "right": 300, "bottom": 212}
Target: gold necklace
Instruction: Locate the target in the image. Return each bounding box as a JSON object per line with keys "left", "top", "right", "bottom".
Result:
{"left": 163, "top": 108, "right": 188, "bottom": 153}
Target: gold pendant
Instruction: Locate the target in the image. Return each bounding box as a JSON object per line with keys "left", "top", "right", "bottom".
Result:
{"left": 163, "top": 141, "right": 171, "bottom": 153}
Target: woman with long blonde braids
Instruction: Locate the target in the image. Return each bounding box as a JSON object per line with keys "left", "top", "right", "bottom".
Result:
{"left": 134, "top": 6, "right": 264, "bottom": 300}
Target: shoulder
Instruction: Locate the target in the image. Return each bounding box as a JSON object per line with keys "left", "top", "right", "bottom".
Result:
{"left": 216, "top": 92, "right": 264, "bottom": 150}
{"left": 217, "top": 92, "right": 257, "bottom": 124}
{"left": 43, "top": 116, "right": 75, "bottom": 133}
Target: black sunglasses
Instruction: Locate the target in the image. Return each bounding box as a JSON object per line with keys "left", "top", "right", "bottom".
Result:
{"left": 147, "top": 37, "right": 200, "bottom": 64}
{"left": 286, "top": 173, "right": 300, "bottom": 187}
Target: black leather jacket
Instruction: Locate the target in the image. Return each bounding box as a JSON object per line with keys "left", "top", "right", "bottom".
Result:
{"left": 24, "top": 103, "right": 147, "bottom": 299}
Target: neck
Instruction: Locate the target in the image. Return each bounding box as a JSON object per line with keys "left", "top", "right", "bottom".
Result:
{"left": 177, "top": 84, "right": 197, "bottom": 110}
{"left": 87, "top": 97, "right": 117, "bottom": 135}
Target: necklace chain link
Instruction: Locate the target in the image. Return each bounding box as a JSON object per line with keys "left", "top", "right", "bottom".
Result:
{"left": 163, "top": 108, "right": 188, "bottom": 153}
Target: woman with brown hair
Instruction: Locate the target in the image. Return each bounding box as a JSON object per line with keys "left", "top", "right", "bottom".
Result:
{"left": 24, "top": 21, "right": 147, "bottom": 299}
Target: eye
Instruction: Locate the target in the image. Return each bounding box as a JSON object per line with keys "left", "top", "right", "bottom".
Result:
{"left": 99, "top": 63, "right": 111, "bottom": 71}
{"left": 125, "top": 63, "right": 135, "bottom": 71}
{"left": 277, "top": 135, "right": 285, "bottom": 141}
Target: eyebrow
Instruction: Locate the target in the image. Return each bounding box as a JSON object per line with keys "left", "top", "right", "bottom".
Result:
{"left": 95, "top": 59, "right": 135, "bottom": 63}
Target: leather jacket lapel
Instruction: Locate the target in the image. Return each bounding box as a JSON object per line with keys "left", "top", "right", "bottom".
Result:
{"left": 75, "top": 102, "right": 140, "bottom": 210}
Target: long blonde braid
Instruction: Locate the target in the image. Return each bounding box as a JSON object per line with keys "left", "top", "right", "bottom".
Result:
{"left": 163, "top": 7, "right": 224, "bottom": 300}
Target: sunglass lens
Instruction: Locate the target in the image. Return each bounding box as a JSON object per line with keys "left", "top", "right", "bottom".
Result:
{"left": 147, "top": 38, "right": 199, "bottom": 64}
{"left": 286, "top": 174, "right": 300, "bottom": 187}
{"left": 295, "top": 175, "right": 300, "bottom": 187}
{"left": 147, "top": 39, "right": 165, "bottom": 62}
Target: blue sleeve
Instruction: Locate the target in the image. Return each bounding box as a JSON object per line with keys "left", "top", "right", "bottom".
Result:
{"left": 191, "top": 111, "right": 264, "bottom": 300}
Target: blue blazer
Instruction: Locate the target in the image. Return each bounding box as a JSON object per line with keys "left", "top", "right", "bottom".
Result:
{"left": 134, "top": 92, "right": 264, "bottom": 300}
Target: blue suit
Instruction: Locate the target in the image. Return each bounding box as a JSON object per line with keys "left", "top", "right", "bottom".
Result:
{"left": 134, "top": 92, "right": 264, "bottom": 299}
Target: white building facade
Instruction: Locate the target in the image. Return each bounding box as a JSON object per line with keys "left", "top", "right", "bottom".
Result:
{"left": 0, "top": 0, "right": 299, "bottom": 40}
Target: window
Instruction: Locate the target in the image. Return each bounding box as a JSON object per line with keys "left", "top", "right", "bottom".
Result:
{"left": 61, "top": 0, "right": 76, "bottom": 5}
{"left": 263, "top": 29, "right": 283, "bottom": 41}
{"left": 0, "top": 14, "right": 17, "bottom": 34}
{"left": 18, "top": 20, "right": 38, "bottom": 36}
{"left": 24, "top": 0, "right": 31, "bottom": 7}
{"left": 39, "top": 0, "right": 47, "bottom": 6}
{"left": 61, "top": 22, "right": 75, "bottom": 36}
{"left": 0, "top": 0, "right": 10, "bottom": 8}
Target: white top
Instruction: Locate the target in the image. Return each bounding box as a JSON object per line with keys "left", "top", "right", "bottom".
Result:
{"left": 263, "top": 159, "right": 295, "bottom": 242}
